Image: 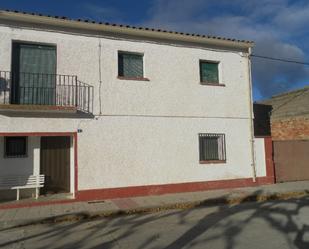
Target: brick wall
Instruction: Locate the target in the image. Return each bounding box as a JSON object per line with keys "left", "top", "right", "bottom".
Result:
{"left": 271, "top": 115, "right": 309, "bottom": 140}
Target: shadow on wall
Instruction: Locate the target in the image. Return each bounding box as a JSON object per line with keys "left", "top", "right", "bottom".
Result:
{"left": 0, "top": 77, "right": 9, "bottom": 90}
{"left": 0, "top": 137, "right": 39, "bottom": 201}
{"left": 1, "top": 191, "right": 309, "bottom": 248}
{"left": 0, "top": 77, "right": 10, "bottom": 104}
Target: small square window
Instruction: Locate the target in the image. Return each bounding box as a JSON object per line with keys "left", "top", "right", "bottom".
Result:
{"left": 4, "top": 137, "right": 27, "bottom": 158}
{"left": 200, "top": 61, "right": 219, "bottom": 84}
{"left": 199, "top": 133, "right": 226, "bottom": 163}
{"left": 118, "top": 52, "right": 144, "bottom": 78}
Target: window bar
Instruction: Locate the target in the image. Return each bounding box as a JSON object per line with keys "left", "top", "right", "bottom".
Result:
{"left": 2, "top": 71, "right": 6, "bottom": 104}
{"left": 75, "top": 76, "right": 78, "bottom": 107}
{"left": 11, "top": 71, "right": 14, "bottom": 104}
{"left": 87, "top": 85, "right": 90, "bottom": 112}
{"left": 67, "top": 75, "right": 71, "bottom": 106}
{"left": 199, "top": 136, "right": 203, "bottom": 161}
{"left": 223, "top": 135, "right": 226, "bottom": 160}
{"left": 62, "top": 75, "right": 65, "bottom": 106}
{"left": 36, "top": 73, "right": 39, "bottom": 105}
{"left": 62, "top": 76, "right": 66, "bottom": 106}
{"left": 61, "top": 75, "right": 65, "bottom": 106}
{"left": 56, "top": 81, "right": 58, "bottom": 106}
{"left": 70, "top": 76, "right": 72, "bottom": 106}
{"left": 59, "top": 75, "right": 61, "bottom": 106}
{"left": 7, "top": 71, "right": 10, "bottom": 104}
{"left": 23, "top": 73, "right": 27, "bottom": 105}
{"left": 34, "top": 73, "right": 38, "bottom": 105}
{"left": 32, "top": 72, "right": 34, "bottom": 105}
{"left": 83, "top": 83, "right": 86, "bottom": 111}
{"left": 78, "top": 82, "right": 81, "bottom": 110}
{"left": 92, "top": 86, "right": 94, "bottom": 113}
{"left": 39, "top": 73, "right": 42, "bottom": 105}
{"left": 66, "top": 76, "right": 68, "bottom": 106}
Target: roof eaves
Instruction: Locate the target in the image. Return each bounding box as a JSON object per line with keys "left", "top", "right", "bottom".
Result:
{"left": 0, "top": 9, "right": 254, "bottom": 48}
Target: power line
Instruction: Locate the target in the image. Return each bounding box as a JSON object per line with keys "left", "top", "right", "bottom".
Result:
{"left": 251, "top": 54, "right": 309, "bottom": 112}
{"left": 251, "top": 54, "right": 309, "bottom": 66}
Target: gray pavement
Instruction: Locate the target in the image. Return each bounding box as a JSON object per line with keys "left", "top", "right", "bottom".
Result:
{"left": 1, "top": 181, "right": 309, "bottom": 230}
{"left": 1, "top": 196, "right": 309, "bottom": 248}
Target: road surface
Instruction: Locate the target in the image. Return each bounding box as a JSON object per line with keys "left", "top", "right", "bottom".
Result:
{"left": 1, "top": 196, "right": 309, "bottom": 249}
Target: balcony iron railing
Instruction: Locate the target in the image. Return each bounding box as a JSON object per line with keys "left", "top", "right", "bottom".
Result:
{"left": 0, "top": 71, "right": 94, "bottom": 113}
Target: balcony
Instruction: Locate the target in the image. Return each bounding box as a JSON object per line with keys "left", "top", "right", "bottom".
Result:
{"left": 0, "top": 71, "right": 94, "bottom": 114}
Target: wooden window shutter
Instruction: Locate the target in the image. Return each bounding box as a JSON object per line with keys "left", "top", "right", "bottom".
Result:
{"left": 118, "top": 52, "right": 143, "bottom": 78}
{"left": 200, "top": 61, "right": 219, "bottom": 83}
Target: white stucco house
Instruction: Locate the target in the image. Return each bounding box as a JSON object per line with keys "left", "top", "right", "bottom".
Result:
{"left": 0, "top": 10, "right": 274, "bottom": 205}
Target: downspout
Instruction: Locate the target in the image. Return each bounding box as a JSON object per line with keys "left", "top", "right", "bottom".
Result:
{"left": 98, "top": 38, "right": 103, "bottom": 115}
{"left": 247, "top": 47, "right": 257, "bottom": 182}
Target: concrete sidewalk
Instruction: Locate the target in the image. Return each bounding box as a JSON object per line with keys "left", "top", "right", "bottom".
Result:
{"left": 1, "top": 181, "right": 309, "bottom": 230}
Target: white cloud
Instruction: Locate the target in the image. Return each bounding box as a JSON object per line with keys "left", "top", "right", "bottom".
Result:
{"left": 273, "top": 4, "right": 309, "bottom": 33}
{"left": 141, "top": 0, "right": 309, "bottom": 98}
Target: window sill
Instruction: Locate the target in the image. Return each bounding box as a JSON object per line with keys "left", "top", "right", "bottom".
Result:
{"left": 117, "top": 76, "right": 150, "bottom": 81}
{"left": 4, "top": 155, "right": 28, "bottom": 159}
{"left": 199, "top": 160, "right": 226, "bottom": 164}
{"left": 200, "top": 82, "right": 225, "bottom": 87}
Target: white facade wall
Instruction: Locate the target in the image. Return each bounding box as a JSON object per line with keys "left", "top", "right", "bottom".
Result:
{"left": 0, "top": 136, "right": 40, "bottom": 176}
{"left": 0, "top": 23, "right": 258, "bottom": 191}
{"left": 254, "top": 138, "right": 267, "bottom": 177}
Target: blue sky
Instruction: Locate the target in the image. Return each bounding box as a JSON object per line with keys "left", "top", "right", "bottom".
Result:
{"left": 1, "top": 0, "right": 309, "bottom": 100}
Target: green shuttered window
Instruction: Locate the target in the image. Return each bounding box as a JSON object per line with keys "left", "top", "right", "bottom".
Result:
{"left": 199, "top": 133, "right": 226, "bottom": 162}
{"left": 12, "top": 43, "right": 57, "bottom": 105}
{"left": 118, "top": 52, "right": 144, "bottom": 78}
{"left": 18, "top": 44, "right": 56, "bottom": 76}
{"left": 200, "top": 61, "right": 219, "bottom": 84}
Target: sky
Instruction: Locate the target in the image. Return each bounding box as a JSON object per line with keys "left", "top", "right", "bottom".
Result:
{"left": 1, "top": 0, "right": 309, "bottom": 100}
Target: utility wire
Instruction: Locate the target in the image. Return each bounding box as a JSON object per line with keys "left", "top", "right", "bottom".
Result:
{"left": 251, "top": 54, "right": 309, "bottom": 66}
{"left": 251, "top": 54, "right": 309, "bottom": 113}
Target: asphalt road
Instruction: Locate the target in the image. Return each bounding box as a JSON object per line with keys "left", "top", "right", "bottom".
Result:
{"left": 1, "top": 196, "right": 309, "bottom": 249}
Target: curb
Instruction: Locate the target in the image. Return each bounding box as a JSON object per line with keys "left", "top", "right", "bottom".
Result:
{"left": 1, "top": 190, "right": 309, "bottom": 230}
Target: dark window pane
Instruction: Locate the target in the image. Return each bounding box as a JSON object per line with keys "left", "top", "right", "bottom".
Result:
{"left": 200, "top": 61, "right": 219, "bottom": 83}
{"left": 5, "top": 137, "right": 27, "bottom": 157}
{"left": 118, "top": 52, "right": 143, "bottom": 78}
{"left": 203, "top": 137, "right": 219, "bottom": 160}
{"left": 199, "top": 134, "right": 226, "bottom": 161}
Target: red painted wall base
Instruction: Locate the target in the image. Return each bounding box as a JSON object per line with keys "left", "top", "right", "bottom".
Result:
{"left": 75, "top": 176, "right": 273, "bottom": 201}
{"left": 0, "top": 176, "right": 274, "bottom": 210}
{"left": 0, "top": 136, "right": 275, "bottom": 209}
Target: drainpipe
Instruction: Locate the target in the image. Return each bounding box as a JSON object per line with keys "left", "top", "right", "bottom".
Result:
{"left": 247, "top": 47, "right": 257, "bottom": 182}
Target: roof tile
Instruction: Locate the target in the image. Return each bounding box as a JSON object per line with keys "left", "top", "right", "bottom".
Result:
{"left": 0, "top": 9, "right": 254, "bottom": 44}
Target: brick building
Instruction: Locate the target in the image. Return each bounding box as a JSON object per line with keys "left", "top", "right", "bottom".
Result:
{"left": 263, "top": 86, "right": 309, "bottom": 141}
{"left": 261, "top": 86, "right": 309, "bottom": 182}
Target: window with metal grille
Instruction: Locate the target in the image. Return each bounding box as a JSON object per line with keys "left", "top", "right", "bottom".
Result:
{"left": 4, "top": 137, "right": 27, "bottom": 158}
{"left": 199, "top": 133, "right": 226, "bottom": 162}
{"left": 118, "top": 52, "right": 144, "bottom": 78}
{"left": 200, "top": 61, "right": 219, "bottom": 84}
